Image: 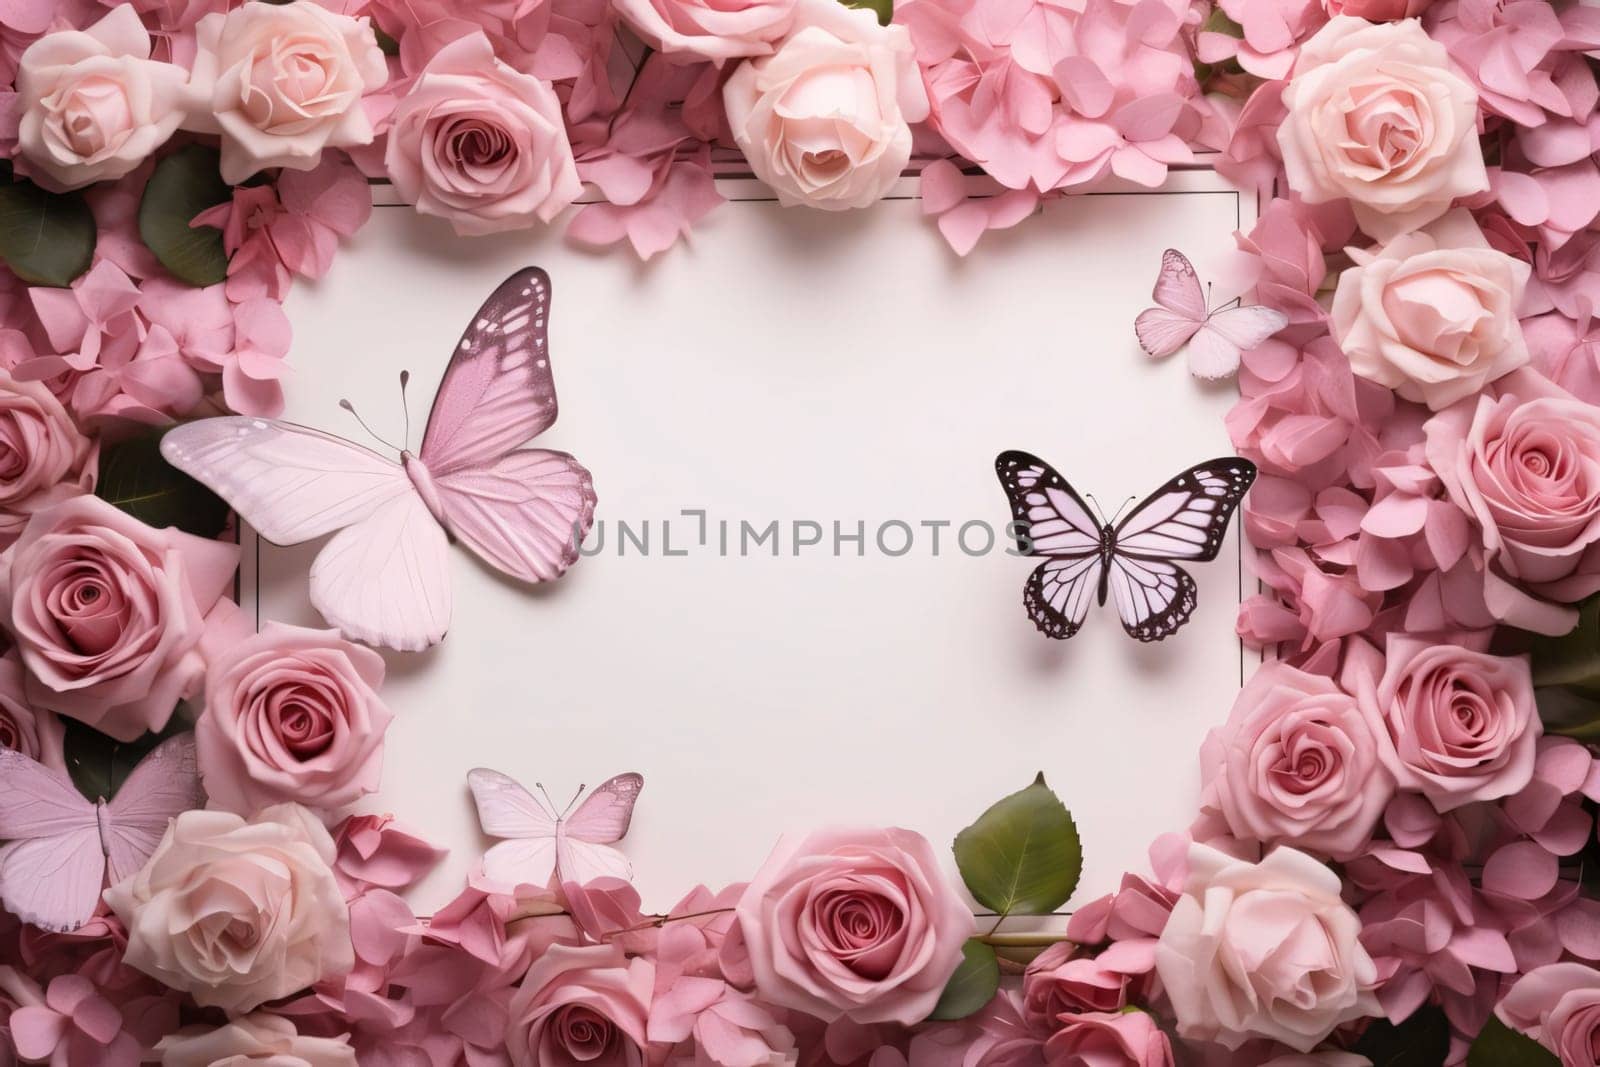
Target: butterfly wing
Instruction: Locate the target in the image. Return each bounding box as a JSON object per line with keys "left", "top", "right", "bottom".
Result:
{"left": 308, "top": 492, "right": 452, "bottom": 651}
{"left": 1024, "top": 556, "right": 1103, "bottom": 640}
{"left": 0, "top": 747, "right": 103, "bottom": 931}
{"left": 555, "top": 836, "right": 634, "bottom": 886}
{"left": 420, "top": 268, "right": 560, "bottom": 476}
{"left": 995, "top": 451, "right": 1103, "bottom": 559}
{"left": 1183, "top": 305, "right": 1289, "bottom": 380}
{"left": 435, "top": 449, "right": 596, "bottom": 584}
{"left": 1135, "top": 248, "right": 1208, "bottom": 360}
{"left": 102, "top": 734, "right": 204, "bottom": 884}
{"left": 1113, "top": 458, "right": 1257, "bottom": 563}
{"left": 161, "top": 417, "right": 411, "bottom": 545}
{"left": 1106, "top": 555, "right": 1199, "bottom": 642}
{"left": 467, "top": 767, "right": 560, "bottom": 888}
{"left": 564, "top": 773, "right": 643, "bottom": 845}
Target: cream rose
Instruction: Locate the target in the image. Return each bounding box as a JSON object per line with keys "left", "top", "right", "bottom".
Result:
{"left": 105, "top": 804, "right": 354, "bottom": 1014}
{"left": 14, "top": 6, "right": 191, "bottom": 191}
{"left": 723, "top": 0, "right": 929, "bottom": 210}
{"left": 1331, "top": 210, "right": 1530, "bottom": 410}
{"left": 614, "top": 0, "right": 797, "bottom": 61}
{"left": 189, "top": 1, "right": 387, "bottom": 184}
{"left": 157, "top": 1014, "right": 356, "bottom": 1066}
{"left": 1154, "top": 844, "right": 1380, "bottom": 1052}
{"left": 1277, "top": 17, "right": 1487, "bottom": 241}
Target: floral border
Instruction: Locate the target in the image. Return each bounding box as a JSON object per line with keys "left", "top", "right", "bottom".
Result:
{"left": 2, "top": 0, "right": 1600, "bottom": 1064}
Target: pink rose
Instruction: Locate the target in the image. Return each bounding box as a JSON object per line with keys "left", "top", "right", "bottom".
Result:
{"left": 195, "top": 622, "right": 392, "bottom": 815}
{"left": 1155, "top": 845, "right": 1380, "bottom": 1052}
{"left": 105, "top": 804, "right": 354, "bottom": 1014}
{"left": 0, "top": 370, "right": 95, "bottom": 547}
{"left": 384, "top": 32, "right": 581, "bottom": 237}
{"left": 1196, "top": 662, "right": 1394, "bottom": 859}
{"left": 1342, "top": 635, "right": 1540, "bottom": 811}
{"left": 1498, "top": 963, "right": 1600, "bottom": 1065}
{"left": 1424, "top": 371, "right": 1600, "bottom": 634}
{"left": 0, "top": 653, "right": 63, "bottom": 772}
{"left": 614, "top": 0, "right": 796, "bottom": 61}
{"left": 723, "top": 0, "right": 928, "bottom": 211}
{"left": 1042, "top": 1010, "right": 1173, "bottom": 1067}
{"left": 1331, "top": 212, "right": 1531, "bottom": 410}
{"left": 736, "top": 826, "right": 974, "bottom": 1025}
{"left": 0, "top": 496, "right": 238, "bottom": 742}
{"left": 505, "top": 943, "right": 652, "bottom": 1067}
{"left": 1322, "top": 0, "right": 1431, "bottom": 17}
{"left": 14, "top": 6, "right": 191, "bottom": 191}
{"left": 1022, "top": 941, "right": 1152, "bottom": 1026}
{"left": 157, "top": 1014, "right": 357, "bottom": 1066}
{"left": 1277, "top": 18, "right": 1486, "bottom": 240}
{"left": 189, "top": 1, "right": 387, "bottom": 183}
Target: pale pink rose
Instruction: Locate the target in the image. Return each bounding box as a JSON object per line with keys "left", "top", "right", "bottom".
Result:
{"left": 195, "top": 621, "right": 392, "bottom": 815}
{"left": 0, "top": 369, "right": 95, "bottom": 545}
{"left": 736, "top": 826, "right": 974, "bottom": 1025}
{"left": 723, "top": 0, "right": 928, "bottom": 211}
{"left": 1322, "top": 0, "right": 1431, "bottom": 19}
{"left": 188, "top": 1, "right": 387, "bottom": 184}
{"left": 0, "top": 652, "right": 63, "bottom": 772}
{"left": 1342, "top": 635, "right": 1540, "bottom": 811}
{"left": 1022, "top": 940, "right": 1153, "bottom": 1026}
{"left": 1498, "top": 963, "right": 1600, "bottom": 1065}
{"left": 14, "top": 6, "right": 190, "bottom": 191}
{"left": 157, "top": 1013, "right": 357, "bottom": 1066}
{"left": 1042, "top": 1010, "right": 1173, "bottom": 1066}
{"left": 1277, "top": 18, "right": 1486, "bottom": 241}
{"left": 105, "top": 804, "right": 354, "bottom": 1014}
{"left": 1424, "top": 370, "right": 1600, "bottom": 634}
{"left": 614, "top": 0, "right": 796, "bottom": 61}
{"left": 1331, "top": 211, "right": 1531, "bottom": 410}
{"left": 505, "top": 943, "right": 653, "bottom": 1067}
{"left": 0, "top": 495, "right": 238, "bottom": 742}
{"left": 1154, "top": 844, "right": 1380, "bottom": 1052}
{"left": 383, "top": 32, "right": 581, "bottom": 237}
{"left": 1196, "top": 662, "right": 1394, "bottom": 860}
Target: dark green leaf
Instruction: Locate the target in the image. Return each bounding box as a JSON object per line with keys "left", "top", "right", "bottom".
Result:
{"left": 1353, "top": 1004, "right": 1451, "bottom": 1067}
{"left": 1467, "top": 1017, "right": 1558, "bottom": 1067}
{"left": 840, "top": 0, "right": 892, "bottom": 25}
{"left": 953, "top": 772, "right": 1082, "bottom": 916}
{"left": 374, "top": 23, "right": 400, "bottom": 55}
{"left": 1535, "top": 685, "right": 1600, "bottom": 740}
{"left": 927, "top": 939, "right": 1000, "bottom": 1022}
{"left": 139, "top": 145, "right": 231, "bottom": 287}
{"left": 63, "top": 719, "right": 187, "bottom": 801}
{"left": 0, "top": 176, "right": 95, "bottom": 287}
{"left": 97, "top": 433, "right": 230, "bottom": 537}
{"left": 1529, "top": 593, "right": 1600, "bottom": 689}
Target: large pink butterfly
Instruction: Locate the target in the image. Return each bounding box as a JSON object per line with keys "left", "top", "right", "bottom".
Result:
{"left": 0, "top": 734, "right": 204, "bottom": 932}
{"left": 468, "top": 769, "right": 643, "bottom": 888}
{"left": 1134, "top": 248, "right": 1287, "bottom": 380}
{"left": 161, "top": 268, "right": 597, "bottom": 652}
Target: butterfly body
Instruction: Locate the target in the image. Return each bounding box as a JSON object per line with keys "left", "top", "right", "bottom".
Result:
{"left": 997, "top": 451, "right": 1254, "bottom": 642}
{"left": 163, "top": 268, "right": 597, "bottom": 652}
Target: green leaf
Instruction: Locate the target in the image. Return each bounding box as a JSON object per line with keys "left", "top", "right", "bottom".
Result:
{"left": 0, "top": 175, "right": 96, "bottom": 287}
{"left": 1467, "top": 1017, "right": 1559, "bottom": 1067}
{"left": 1535, "top": 685, "right": 1600, "bottom": 740}
{"left": 840, "top": 0, "right": 892, "bottom": 25}
{"left": 1529, "top": 593, "right": 1600, "bottom": 688}
{"left": 1353, "top": 1005, "right": 1451, "bottom": 1067}
{"left": 97, "top": 433, "right": 230, "bottom": 538}
{"left": 953, "top": 772, "right": 1082, "bottom": 916}
{"left": 927, "top": 939, "right": 1000, "bottom": 1022}
{"left": 63, "top": 719, "right": 186, "bottom": 801}
{"left": 139, "top": 145, "right": 231, "bottom": 287}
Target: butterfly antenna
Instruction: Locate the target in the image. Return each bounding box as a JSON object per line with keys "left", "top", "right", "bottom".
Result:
{"left": 398, "top": 371, "right": 412, "bottom": 450}
{"left": 338, "top": 399, "right": 402, "bottom": 453}
{"left": 1108, "top": 494, "right": 1138, "bottom": 527}
{"left": 563, "top": 785, "right": 584, "bottom": 819}
{"left": 1085, "top": 492, "right": 1109, "bottom": 527}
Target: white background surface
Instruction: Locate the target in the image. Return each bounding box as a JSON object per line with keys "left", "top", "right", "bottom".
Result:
{"left": 246, "top": 172, "right": 1256, "bottom": 916}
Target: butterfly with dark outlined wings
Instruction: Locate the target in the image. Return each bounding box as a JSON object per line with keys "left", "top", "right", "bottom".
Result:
{"left": 995, "top": 451, "right": 1256, "bottom": 641}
